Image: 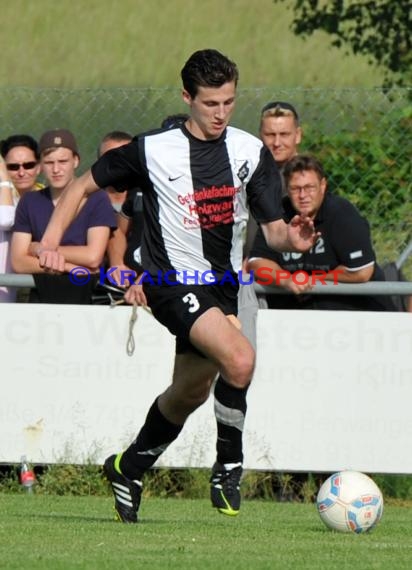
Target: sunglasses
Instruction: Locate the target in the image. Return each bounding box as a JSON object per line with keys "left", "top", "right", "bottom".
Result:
{"left": 6, "top": 161, "right": 37, "bottom": 171}
{"left": 261, "top": 101, "right": 299, "bottom": 121}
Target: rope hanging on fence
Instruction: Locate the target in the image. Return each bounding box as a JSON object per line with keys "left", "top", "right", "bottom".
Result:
{"left": 125, "top": 304, "right": 153, "bottom": 356}
{"left": 105, "top": 286, "right": 152, "bottom": 356}
{"left": 126, "top": 305, "right": 138, "bottom": 356}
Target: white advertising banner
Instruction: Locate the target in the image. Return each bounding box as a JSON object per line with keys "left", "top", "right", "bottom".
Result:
{"left": 0, "top": 304, "right": 411, "bottom": 473}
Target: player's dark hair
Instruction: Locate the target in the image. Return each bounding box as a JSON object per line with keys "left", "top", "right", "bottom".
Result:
{"left": 181, "top": 49, "right": 239, "bottom": 98}
{"left": 0, "top": 134, "right": 39, "bottom": 160}
{"left": 283, "top": 154, "right": 326, "bottom": 186}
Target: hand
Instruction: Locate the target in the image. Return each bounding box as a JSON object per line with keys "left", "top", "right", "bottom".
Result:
{"left": 124, "top": 283, "right": 147, "bottom": 306}
{"left": 108, "top": 264, "right": 137, "bottom": 288}
{"left": 280, "top": 275, "right": 313, "bottom": 295}
{"left": 287, "top": 215, "right": 321, "bottom": 252}
{"left": 37, "top": 247, "right": 66, "bottom": 273}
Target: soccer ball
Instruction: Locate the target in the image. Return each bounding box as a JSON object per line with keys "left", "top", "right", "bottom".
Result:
{"left": 316, "top": 470, "right": 383, "bottom": 533}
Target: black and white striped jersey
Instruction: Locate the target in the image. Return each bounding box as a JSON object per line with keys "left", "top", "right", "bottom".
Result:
{"left": 92, "top": 124, "right": 283, "bottom": 280}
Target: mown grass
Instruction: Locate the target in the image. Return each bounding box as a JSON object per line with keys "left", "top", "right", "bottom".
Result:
{"left": 1, "top": 494, "right": 412, "bottom": 570}
{"left": 0, "top": 0, "right": 385, "bottom": 88}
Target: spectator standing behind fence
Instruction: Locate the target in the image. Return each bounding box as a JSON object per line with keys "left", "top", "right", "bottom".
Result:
{"left": 11, "top": 129, "right": 116, "bottom": 303}
{"left": 36, "top": 49, "right": 319, "bottom": 523}
{"left": 248, "top": 154, "right": 395, "bottom": 311}
{"left": 259, "top": 101, "right": 302, "bottom": 189}
{"left": 98, "top": 131, "right": 133, "bottom": 212}
{"left": 0, "top": 134, "right": 43, "bottom": 196}
{"left": 0, "top": 135, "right": 43, "bottom": 302}
{"left": 244, "top": 101, "right": 301, "bottom": 259}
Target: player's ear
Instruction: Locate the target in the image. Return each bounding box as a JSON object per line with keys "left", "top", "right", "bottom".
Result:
{"left": 182, "top": 89, "right": 192, "bottom": 106}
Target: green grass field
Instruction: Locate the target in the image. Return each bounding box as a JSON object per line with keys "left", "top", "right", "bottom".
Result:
{"left": 1, "top": 495, "right": 412, "bottom": 569}
{"left": 1, "top": 0, "right": 385, "bottom": 88}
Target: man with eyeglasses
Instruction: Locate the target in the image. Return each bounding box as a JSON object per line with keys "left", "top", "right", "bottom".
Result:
{"left": 248, "top": 154, "right": 394, "bottom": 311}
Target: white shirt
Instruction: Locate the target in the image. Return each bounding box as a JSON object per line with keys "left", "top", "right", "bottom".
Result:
{"left": 0, "top": 195, "right": 18, "bottom": 302}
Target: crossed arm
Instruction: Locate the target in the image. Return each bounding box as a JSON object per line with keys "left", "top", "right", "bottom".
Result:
{"left": 248, "top": 256, "right": 374, "bottom": 295}
{"left": 11, "top": 225, "right": 110, "bottom": 274}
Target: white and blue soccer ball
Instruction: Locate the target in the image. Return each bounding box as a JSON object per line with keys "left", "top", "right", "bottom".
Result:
{"left": 316, "top": 470, "right": 383, "bottom": 533}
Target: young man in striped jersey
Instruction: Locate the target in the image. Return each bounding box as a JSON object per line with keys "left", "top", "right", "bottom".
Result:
{"left": 37, "top": 49, "right": 319, "bottom": 523}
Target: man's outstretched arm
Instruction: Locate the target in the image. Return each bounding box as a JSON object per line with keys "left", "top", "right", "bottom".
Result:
{"left": 261, "top": 216, "right": 320, "bottom": 253}
{"left": 38, "top": 170, "right": 98, "bottom": 270}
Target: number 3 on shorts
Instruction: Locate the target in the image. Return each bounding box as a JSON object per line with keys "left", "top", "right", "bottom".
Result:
{"left": 182, "top": 292, "right": 200, "bottom": 313}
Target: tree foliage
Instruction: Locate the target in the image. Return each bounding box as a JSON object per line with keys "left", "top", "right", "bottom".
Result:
{"left": 274, "top": 0, "right": 411, "bottom": 86}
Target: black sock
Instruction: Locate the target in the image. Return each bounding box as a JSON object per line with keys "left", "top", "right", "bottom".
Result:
{"left": 120, "top": 397, "right": 183, "bottom": 480}
{"left": 214, "top": 375, "right": 249, "bottom": 465}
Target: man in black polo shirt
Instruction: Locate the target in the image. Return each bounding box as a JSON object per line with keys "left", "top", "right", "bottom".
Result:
{"left": 248, "top": 154, "right": 393, "bottom": 311}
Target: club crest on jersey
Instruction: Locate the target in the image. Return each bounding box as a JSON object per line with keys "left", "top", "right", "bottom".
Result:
{"left": 236, "top": 160, "right": 249, "bottom": 182}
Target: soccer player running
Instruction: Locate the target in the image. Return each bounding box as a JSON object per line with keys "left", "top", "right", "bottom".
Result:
{"left": 37, "top": 49, "right": 319, "bottom": 523}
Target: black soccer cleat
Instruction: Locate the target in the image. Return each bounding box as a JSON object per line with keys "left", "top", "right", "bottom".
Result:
{"left": 103, "top": 454, "right": 142, "bottom": 523}
{"left": 210, "top": 462, "right": 242, "bottom": 516}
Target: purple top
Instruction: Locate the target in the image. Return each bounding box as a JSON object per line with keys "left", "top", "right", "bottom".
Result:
{"left": 14, "top": 187, "right": 117, "bottom": 243}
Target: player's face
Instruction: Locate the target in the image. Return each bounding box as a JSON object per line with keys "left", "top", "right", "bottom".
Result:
{"left": 260, "top": 116, "right": 301, "bottom": 165}
{"left": 41, "top": 147, "right": 79, "bottom": 192}
{"left": 183, "top": 82, "right": 236, "bottom": 140}
{"left": 287, "top": 169, "right": 326, "bottom": 218}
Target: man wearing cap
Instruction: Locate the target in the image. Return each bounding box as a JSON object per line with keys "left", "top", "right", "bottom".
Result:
{"left": 11, "top": 128, "right": 116, "bottom": 303}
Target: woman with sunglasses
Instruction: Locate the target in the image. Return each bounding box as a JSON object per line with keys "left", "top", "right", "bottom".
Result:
{"left": 0, "top": 134, "right": 42, "bottom": 197}
{"left": 0, "top": 135, "right": 42, "bottom": 301}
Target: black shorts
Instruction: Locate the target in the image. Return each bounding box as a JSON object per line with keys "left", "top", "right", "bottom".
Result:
{"left": 143, "top": 282, "right": 239, "bottom": 354}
